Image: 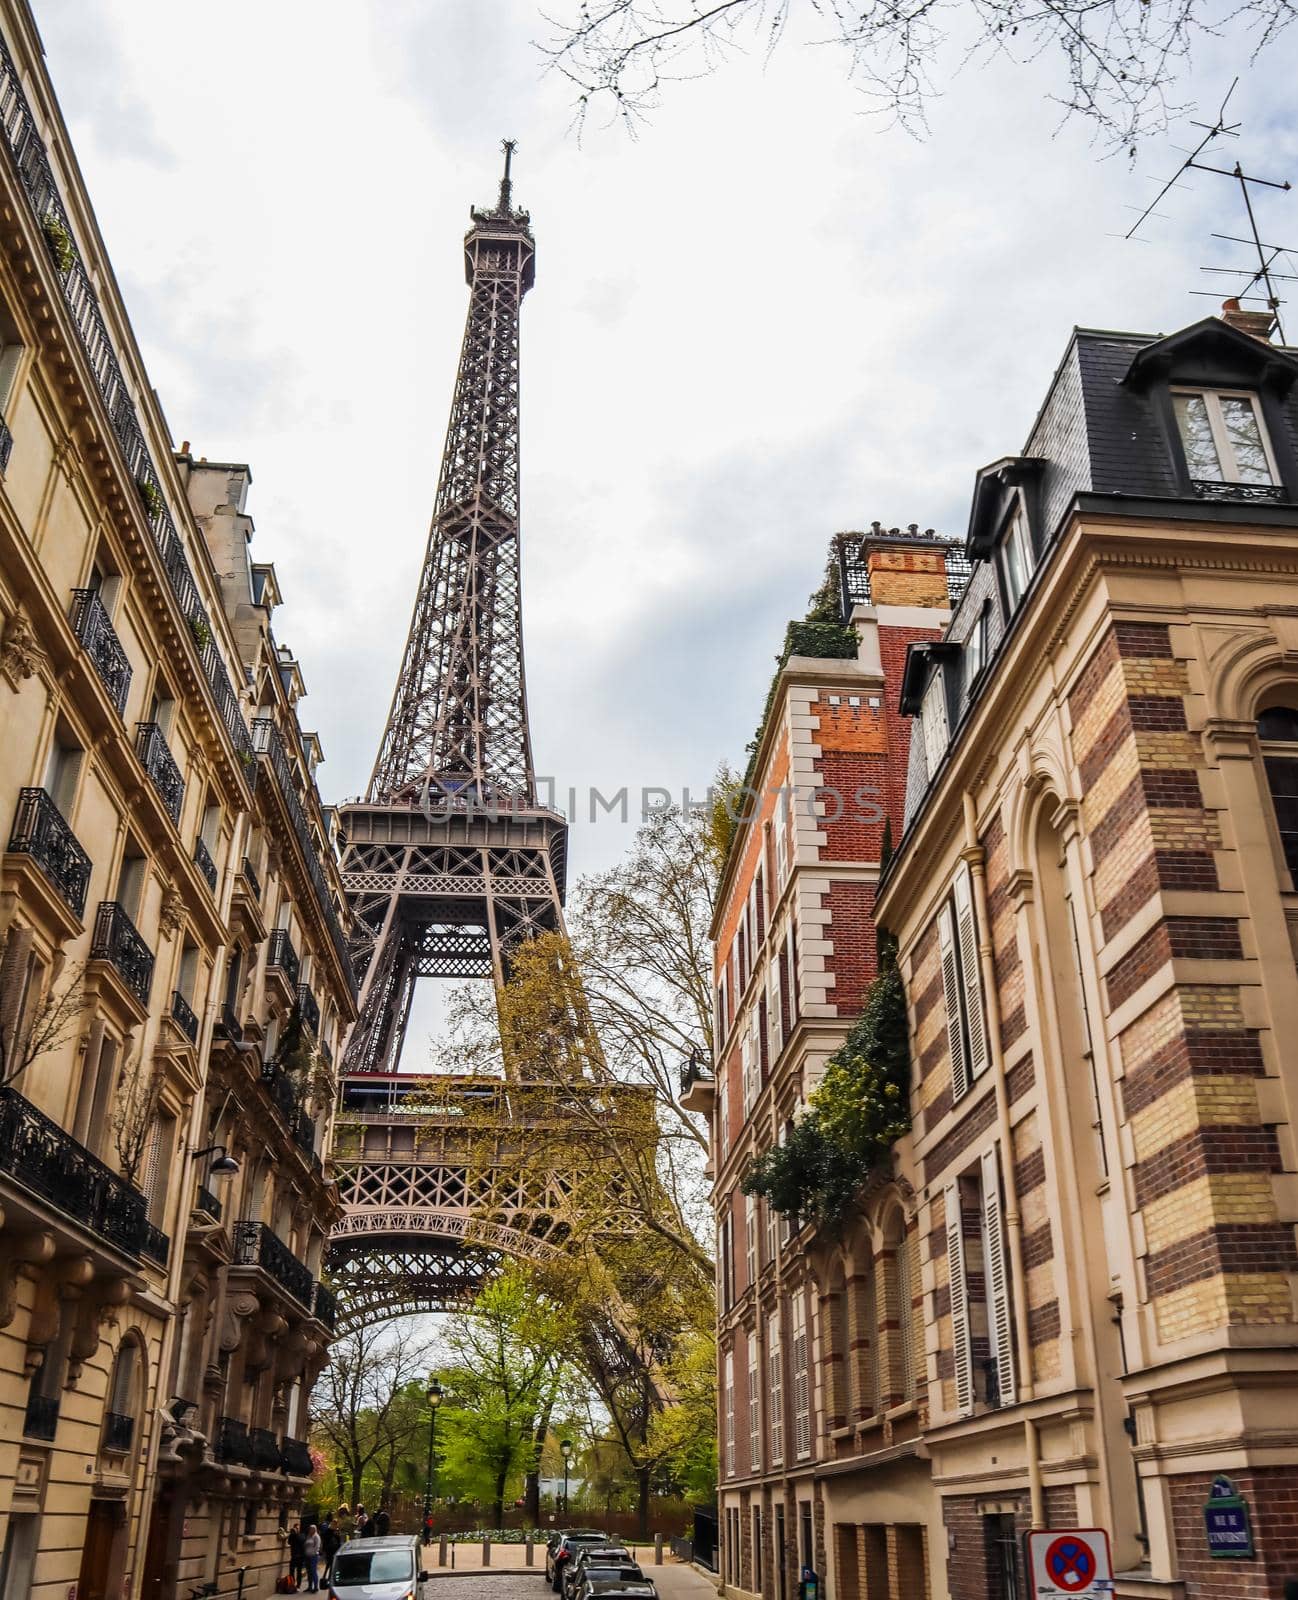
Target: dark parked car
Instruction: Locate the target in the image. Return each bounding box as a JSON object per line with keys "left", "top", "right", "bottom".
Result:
{"left": 562, "top": 1549, "right": 635, "bottom": 1599}
{"left": 547, "top": 1533, "right": 609, "bottom": 1591}
{"left": 574, "top": 1565, "right": 653, "bottom": 1600}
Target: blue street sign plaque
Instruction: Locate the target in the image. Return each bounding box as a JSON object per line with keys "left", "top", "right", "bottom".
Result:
{"left": 1203, "top": 1475, "right": 1254, "bottom": 1560}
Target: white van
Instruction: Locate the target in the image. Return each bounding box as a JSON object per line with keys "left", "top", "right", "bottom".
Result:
{"left": 328, "top": 1535, "right": 428, "bottom": 1600}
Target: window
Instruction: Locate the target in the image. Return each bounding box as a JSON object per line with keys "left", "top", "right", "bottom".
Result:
{"left": 719, "top": 1069, "right": 731, "bottom": 1156}
{"left": 791, "top": 1293, "right": 811, "bottom": 1459}
{"left": 966, "top": 602, "right": 990, "bottom": 684}
{"left": 115, "top": 841, "right": 147, "bottom": 921}
{"left": 937, "top": 864, "right": 991, "bottom": 1100}
{"left": 104, "top": 1339, "right": 140, "bottom": 1450}
{"left": 720, "top": 1210, "right": 735, "bottom": 1310}
{"left": 1001, "top": 506, "right": 1035, "bottom": 609}
{"left": 767, "top": 1313, "right": 783, "bottom": 1464}
{"left": 140, "top": 1110, "right": 176, "bottom": 1226}
{"left": 745, "top": 1193, "right": 757, "bottom": 1287}
{"left": 724, "top": 1350, "right": 736, "bottom": 1476}
{"left": 764, "top": 1193, "right": 777, "bottom": 1271}
{"left": 920, "top": 672, "right": 948, "bottom": 775}
{"left": 741, "top": 1027, "right": 756, "bottom": 1119}
{"left": 0, "top": 927, "right": 44, "bottom": 1076}
{"left": 944, "top": 1147, "right": 1016, "bottom": 1419}
{"left": 1259, "top": 706, "right": 1298, "bottom": 882}
{"left": 43, "top": 727, "right": 83, "bottom": 816}
{"left": 748, "top": 1347, "right": 761, "bottom": 1472}
{"left": 1173, "top": 388, "right": 1275, "bottom": 485}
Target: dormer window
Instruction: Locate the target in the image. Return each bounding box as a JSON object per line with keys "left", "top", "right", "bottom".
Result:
{"left": 965, "top": 601, "right": 990, "bottom": 683}
{"left": 1002, "top": 506, "right": 1034, "bottom": 609}
{"left": 1172, "top": 389, "right": 1276, "bottom": 487}
{"left": 920, "top": 671, "right": 948, "bottom": 774}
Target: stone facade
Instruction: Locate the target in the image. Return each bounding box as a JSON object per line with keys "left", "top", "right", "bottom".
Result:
{"left": 0, "top": 7, "right": 354, "bottom": 1597}
{"left": 701, "top": 531, "right": 954, "bottom": 1600}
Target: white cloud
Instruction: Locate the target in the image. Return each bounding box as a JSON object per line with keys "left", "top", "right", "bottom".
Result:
{"left": 32, "top": 0, "right": 1296, "bottom": 877}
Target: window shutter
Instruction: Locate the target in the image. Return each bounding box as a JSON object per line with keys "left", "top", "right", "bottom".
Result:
{"left": 953, "top": 865, "right": 990, "bottom": 1081}
{"left": 792, "top": 1294, "right": 811, "bottom": 1458}
{"left": 746, "top": 1194, "right": 757, "bottom": 1285}
{"left": 0, "top": 925, "right": 35, "bottom": 1063}
{"left": 945, "top": 1183, "right": 974, "bottom": 1417}
{"left": 981, "top": 1145, "right": 1017, "bottom": 1408}
{"left": 938, "top": 904, "right": 970, "bottom": 1100}
{"left": 748, "top": 1350, "right": 761, "bottom": 1471}
{"left": 724, "top": 1351, "right": 735, "bottom": 1475}
{"left": 767, "top": 1315, "right": 784, "bottom": 1463}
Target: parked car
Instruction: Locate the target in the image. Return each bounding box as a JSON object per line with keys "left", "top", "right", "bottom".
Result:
{"left": 582, "top": 1587, "right": 657, "bottom": 1600}
{"left": 562, "top": 1548, "right": 635, "bottom": 1599}
{"left": 574, "top": 1564, "right": 654, "bottom": 1600}
{"left": 328, "top": 1536, "right": 429, "bottom": 1600}
{"left": 547, "top": 1533, "right": 610, "bottom": 1591}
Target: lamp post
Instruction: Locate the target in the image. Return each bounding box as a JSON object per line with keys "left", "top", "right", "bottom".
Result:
{"left": 422, "top": 1379, "right": 443, "bottom": 1546}
{"left": 560, "top": 1438, "right": 572, "bottom": 1516}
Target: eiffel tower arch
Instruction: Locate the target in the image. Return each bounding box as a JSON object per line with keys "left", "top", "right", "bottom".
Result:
{"left": 328, "top": 151, "right": 656, "bottom": 1433}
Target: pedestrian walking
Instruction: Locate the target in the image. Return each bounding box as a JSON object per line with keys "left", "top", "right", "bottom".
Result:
{"left": 303, "top": 1524, "right": 322, "bottom": 1593}
{"left": 322, "top": 1514, "right": 341, "bottom": 1579}
{"left": 374, "top": 1506, "right": 390, "bottom": 1537}
{"left": 288, "top": 1520, "right": 306, "bottom": 1589}
{"left": 355, "top": 1504, "right": 369, "bottom": 1537}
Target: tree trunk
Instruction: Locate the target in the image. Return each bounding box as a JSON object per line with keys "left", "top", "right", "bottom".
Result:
{"left": 636, "top": 1465, "right": 650, "bottom": 1540}
{"left": 493, "top": 1464, "right": 507, "bottom": 1530}
{"left": 525, "top": 1397, "right": 555, "bottom": 1526}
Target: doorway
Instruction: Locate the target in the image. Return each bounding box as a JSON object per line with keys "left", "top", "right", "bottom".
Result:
{"left": 78, "top": 1499, "right": 127, "bottom": 1600}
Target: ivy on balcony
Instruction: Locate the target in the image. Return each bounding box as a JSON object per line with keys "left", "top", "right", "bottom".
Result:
{"left": 741, "top": 935, "right": 910, "bottom": 1233}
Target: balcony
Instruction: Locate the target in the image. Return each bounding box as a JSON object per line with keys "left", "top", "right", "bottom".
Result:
{"left": 170, "top": 990, "right": 199, "bottom": 1044}
{"left": 282, "top": 1436, "right": 313, "bottom": 1478}
{"left": 1192, "top": 477, "right": 1287, "bottom": 504}
{"left": 135, "top": 722, "right": 184, "bottom": 827}
{"left": 250, "top": 1426, "right": 283, "bottom": 1471}
{"left": 140, "top": 1221, "right": 169, "bottom": 1266}
{"left": 214, "top": 1415, "right": 253, "bottom": 1467}
{"left": 297, "top": 985, "right": 320, "bottom": 1035}
{"left": 24, "top": 1392, "right": 58, "bottom": 1440}
{"left": 193, "top": 837, "right": 217, "bottom": 892}
{"left": 194, "top": 1185, "right": 222, "bottom": 1223}
{"left": 90, "top": 901, "right": 154, "bottom": 1007}
{"left": 240, "top": 856, "right": 262, "bottom": 901}
{"left": 102, "top": 1411, "right": 134, "bottom": 1454}
{"left": 0, "top": 1085, "right": 147, "bottom": 1257}
{"left": 69, "top": 588, "right": 131, "bottom": 716}
{"left": 231, "top": 1220, "right": 313, "bottom": 1309}
{"left": 260, "top": 1058, "right": 301, "bottom": 1127}
{"left": 312, "top": 1281, "right": 338, "bottom": 1331}
{"left": 679, "top": 1054, "right": 716, "bottom": 1116}
{"left": 266, "top": 927, "right": 300, "bottom": 989}
{"left": 292, "top": 1108, "right": 316, "bottom": 1160}
{"left": 251, "top": 718, "right": 355, "bottom": 994}
{"left": 8, "top": 788, "right": 91, "bottom": 918}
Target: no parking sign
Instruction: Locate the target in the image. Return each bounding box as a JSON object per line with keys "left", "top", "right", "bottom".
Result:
{"left": 1025, "top": 1529, "right": 1114, "bottom": 1598}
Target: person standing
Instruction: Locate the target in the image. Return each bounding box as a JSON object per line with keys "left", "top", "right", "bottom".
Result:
{"left": 355, "top": 1504, "right": 369, "bottom": 1537}
{"left": 321, "top": 1514, "right": 341, "bottom": 1580}
{"left": 288, "top": 1520, "right": 306, "bottom": 1590}
{"left": 374, "top": 1506, "right": 390, "bottom": 1537}
{"left": 303, "top": 1524, "right": 322, "bottom": 1593}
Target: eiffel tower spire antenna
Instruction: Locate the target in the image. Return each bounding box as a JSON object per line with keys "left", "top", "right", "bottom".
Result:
{"left": 339, "top": 145, "right": 566, "bottom": 1076}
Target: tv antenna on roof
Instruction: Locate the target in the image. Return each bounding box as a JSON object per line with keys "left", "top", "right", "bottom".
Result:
{"left": 1123, "top": 80, "right": 1295, "bottom": 343}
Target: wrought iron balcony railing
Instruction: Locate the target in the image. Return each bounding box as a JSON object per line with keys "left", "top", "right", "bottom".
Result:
{"left": 266, "top": 927, "right": 300, "bottom": 989}
{"left": 194, "top": 1185, "right": 222, "bottom": 1222}
{"left": 193, "top": 837, "right": 217, "bottom": 892}
{"left": 281, "top": 1436, "right": 313, "bottom": 1477}
{"left": 251, "top": 718, "right": 355, "bottom": 995}
{"left": 679, "top": 1056, "right": 715, "bottom": 1097}
{"left": 90, "top": 900, "right": 154, "bottom": 1007}
{"left": 0, "top": 1085, "right": 148, "bottom": 1257}
{"left": 0, "top": 417, "right": 12, "bottom": 475}
{"left": 1192, "top": 477, "right": 1287, "bottom": 504}
{"left": 69, "top": 588, "right": 131, "bottom": 715}
{"left": 216, "top": 1004, "right": 242, "bottom": 1042}
{"left": 0, "top": 38, "right": 254, "bottom": 768}
{"left": 320, "top": 1035, "right": 333, "bottom": 1067}
{"left": 297, "top": 985, "right": 320, "bottom": 1035}
{"left": 230, "top": 1220, "right": 313, "bottom": 1309}
{"left": 240, "top": 855, "right": 262, "bottom": 901}
{"left": 312, "top": 1282, "right": 338, "bottom": 1331}
{"left": 214, "top": 1415, "right": 253, "bottom": 1467}
{"left": 7, "top": 787, "right": 91, "bottom": 916}
{"left": 260, "top": 1059, "right": 300, "bottom": 1127}
{"left": 140, "top": 1220, "right": 169, "bottom": 1266}
{"left": 24, "top": 1392, "right": 58, "bottom": 1440}
{"left": 135, "top": 722, "right": 184, "bottom": 826}
{"left": 292, "top": 1109, "right": 316, "bottom": 1160}
{"left": 102, "top": 1411, "right": 134, "bottom": 1453}
{"left": 250, "top": 1426, "right": 283, "bottom": 1470}
{"left": 171, "top": 990, "right": 199, "bottom": 1044}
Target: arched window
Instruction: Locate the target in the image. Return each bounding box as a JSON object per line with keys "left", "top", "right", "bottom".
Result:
{"left": 1258, "top": 706, "right": 1298, "bottom": 880}
{"left": 103, "top": 1337, "right": 142, "bottom": 1455}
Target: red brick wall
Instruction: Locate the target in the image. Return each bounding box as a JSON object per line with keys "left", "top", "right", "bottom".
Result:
{"left": 1169, "top": 1467, "right": 1298, "bottom": 1596}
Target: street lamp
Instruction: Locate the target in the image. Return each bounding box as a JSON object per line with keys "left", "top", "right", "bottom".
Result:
{"left": 191, "top": 1142, "right": 240, "bottom": 1180}
{"left": 560, "top": 1438, "right": 572, "bottom": 1517}
{"left": 422, "top": 1379, "right": 443, "bottom": 1546}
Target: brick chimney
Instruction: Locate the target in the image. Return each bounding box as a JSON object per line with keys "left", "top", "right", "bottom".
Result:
{"left": 1220, "top": 297, "right": 1276, "bottom": 343}
{"left": 861, "top": 523, "right": 951, "bottom": 609}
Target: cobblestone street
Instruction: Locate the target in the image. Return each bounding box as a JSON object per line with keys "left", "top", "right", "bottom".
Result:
{"left": 422, "top": 1563, "right": 719, "bottom": 1600}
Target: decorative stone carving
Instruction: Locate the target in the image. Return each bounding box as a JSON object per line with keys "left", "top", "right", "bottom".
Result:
{"left": 0, "top": 1230, "right": 55, "bottom": 1329}
{"left": 159, "top": 889, "right": 187, "bottom": 940}
{"left": 67, "top": 1275, "right": 131, "bottom": 1384}
{"left": 24, "top": 1253, "right": 94, "bottom": 1373}
{"left": 219, "top": 1291, "right": 259, "bottom": 1355}
{"left": 0, "top": 607, "right": 45, "bottom": 690}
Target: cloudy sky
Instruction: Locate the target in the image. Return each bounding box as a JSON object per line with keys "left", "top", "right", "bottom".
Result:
{"left": 32, "top": 0, "right": 1298, "bottom": 882}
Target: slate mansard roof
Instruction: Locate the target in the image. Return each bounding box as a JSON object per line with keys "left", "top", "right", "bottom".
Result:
{"left": 896, "top": 316, "right": 1298, "bottom": 836}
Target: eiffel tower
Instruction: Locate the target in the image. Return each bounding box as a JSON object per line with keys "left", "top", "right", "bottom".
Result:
{"left": 329, "top": 146, "right": 591, "bottom": 1323}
